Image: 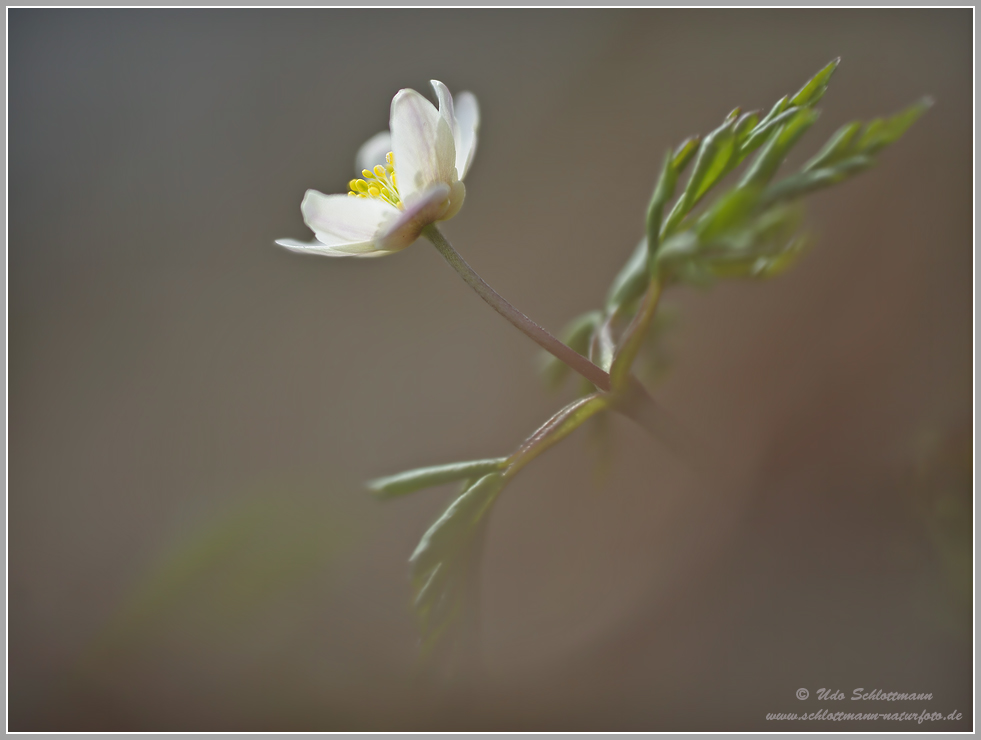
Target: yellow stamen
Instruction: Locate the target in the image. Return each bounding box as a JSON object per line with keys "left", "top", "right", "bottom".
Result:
{"left": 347, "top": 152, "right": 402, "bottom": 208}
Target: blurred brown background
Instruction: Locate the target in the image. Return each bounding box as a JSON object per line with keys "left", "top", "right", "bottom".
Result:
{"left": 9, "top": 8, "right": 972, "bottom": 731}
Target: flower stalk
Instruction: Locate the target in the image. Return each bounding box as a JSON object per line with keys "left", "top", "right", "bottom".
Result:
{"left": 422, "top": 224, "right": 698, "bottom": 456}
{"left": 423, "top": 224, "right": 613, "bottom": 392}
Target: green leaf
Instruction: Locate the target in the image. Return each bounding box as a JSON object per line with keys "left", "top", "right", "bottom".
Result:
{"left": 789, "top": 58, "right": 840, "bottom": 108}
{"left": 646, "top": 149, "right": 679, "bottom": 263}
{"left": 736, "top": 61, "right": 838, "bottom": 162}
{"left": 672, "top": 135, "right": 701, "bottom": 173}
{"left": 690, "top": 122, "right": 737, "bottom": 204}
{"left": 751, "top": 202, "right": 804, "bottom": 244}
{"left": 562, "top": 310, "right": 604, "bottom": 354}
{"left": 695, "top": 186, "right": 761, "bottom": 243}
{"left": 662, "top": 117, "right": 737, "bottom": 235}
{"left": 754, "top": 235, "right": 809, "bottom": 278}
{"left": 803, "top": 121, "right": 863, "bottom": 171}
{"left": 409, "top": 472, "right": 506, "bottom": 650}
{"left": 762, "top": 155, "right": 874, "bottom": 205}
{"left": 658, "top": 199, "right": 808, "bottom": 288}
{"left": 409, "top": 472, "right": 504, "bottom": 582}
{"left": 857, "top": 97, "right": 933, "bottom": 154}
{"left": 739, "top": 108, "right": 819, "bottom": 189}
{"left": 697, "top": 229, "right": 809, "bottom": 281}
{"left": 757, "top": 95, "right": 790, "bottom": 129}
{"left": 739, "top": 96, "right": 789, "bottom": 156}
{"left": 367, "top": 458, "right": 507, "bottom": 499}
{"left": 588, "top": 315, "right": 616, "bottom": 373}
{"left": 540, "top": 309, "right": 604, "bottom": 389}
{"left": 760, "top": 98, "right": 929, "bottom": 205}
{"left": 734, "top": 110, "right": 761, "bottom": 145}
{"left": 656, "top": 231, "right": 700, "bottom": 265}
{"left": 698, "top": 233, "right": 809, "bottom": 282}
{"left": 671, "top": 257, "right": 716, "bottom": 288}
{"left": 605, "top": 238, "right": 649, "bottom": 311}
{"left": 739, "top": 106, "right": 802, "bottom": 155}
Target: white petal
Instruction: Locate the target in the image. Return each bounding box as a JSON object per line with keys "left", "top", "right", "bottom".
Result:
{"left": 431, "top": 81, "right": 478, "bottom": 179}
{"left": 275, "top": 237, "right": 395, "bottom": 258}
{"left": 431, "top": 80, "right": 460, "bottom": 149}
{"left": 453, "top": 91, "right": 479, "bottom": 179}
{"left": 300, "top": 189, "right": 398, "bottom": 243}
{"left": 376, "top": 183, "right": 452, "bottom": 252}
{"left": 438, "top": 180, "right": 466, "bottom": 223}
{"left": 390, "top": 88, "right": 457, "bottom": 201}
{"left": 355, "top": 130, "right": 393, "bottom": 174}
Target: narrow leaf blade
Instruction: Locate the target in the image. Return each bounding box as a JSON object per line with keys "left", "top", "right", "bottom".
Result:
{"left": 790, "top": 58, "right": 841, "bottom": 107}
{"left": 367, "top": 458, "right": 506, "bottom": 499}
{"left": 605, "top": 239, "right": 649, "bottom": 311}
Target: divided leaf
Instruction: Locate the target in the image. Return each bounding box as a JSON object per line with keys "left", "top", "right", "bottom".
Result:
{"left": 764, "top": 98, "right": 932, "bottom": 205}
{"left": 543, "top": 61, "right": 930, "bottom": 396}
{"left": 658, "top": 202, "right": 808, "bottom": 286}
{"left": 367, "top": 458, "right": 506, "bottom": 499}
{"left": 857, "top": 97, "right": 932, "bottom": 154}
{"left": 662, "top": 116, "right": 738, "bottom": 234}
{"left": 739, "top": 108, "right": 820, "bottom": 189}
{"left": 803, "top": 120, "right": 864, "bottom": 171}
{"left": 408, "top": 472, "right": 506, "bottom": 652}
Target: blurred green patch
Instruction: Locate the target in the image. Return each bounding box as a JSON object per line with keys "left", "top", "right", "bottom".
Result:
{"left": 84, "top": 483, "right": 361, "bottom": 663}
{"left": 907, "top": 424, "right": 972, "bottom": 632}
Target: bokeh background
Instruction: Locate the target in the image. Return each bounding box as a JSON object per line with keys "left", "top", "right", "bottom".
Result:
{"left": 9, "top": 8, "right": 973, "bottom": 731}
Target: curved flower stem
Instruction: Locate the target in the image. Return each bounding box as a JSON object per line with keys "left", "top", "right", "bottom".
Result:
{"left": 423, "top": 224, "right": 612, "bottom": 392}
{"left": 423, "top": 224, "right": 703, "bottom": 464}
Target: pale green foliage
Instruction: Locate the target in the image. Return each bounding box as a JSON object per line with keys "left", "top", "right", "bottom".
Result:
{"left": 83, "top": 487, "right": 358, "bottom": 670}
{"left": 369, "top": 60, "right": 929, "bottom": 659}
{"left": 408, "top": 473, "right": 505, "bottom": 653}
{"left": 367, "top": 458, "right": 507, "bottom": 499}
{"left": 544, "top": 59, "right": 929, "bottom": 396}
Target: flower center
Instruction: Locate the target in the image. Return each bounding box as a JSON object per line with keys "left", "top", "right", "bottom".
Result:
{"left": 348, "top": 152, "right": 401, "bottom": 209}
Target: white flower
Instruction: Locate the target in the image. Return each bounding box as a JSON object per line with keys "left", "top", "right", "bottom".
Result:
{"left": 277, "top": 80, "right": 479, "bottom": 258}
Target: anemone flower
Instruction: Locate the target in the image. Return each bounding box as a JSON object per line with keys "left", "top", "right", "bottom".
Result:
{"left": 277, "top": 80, "right": 478, "bottom": 258}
